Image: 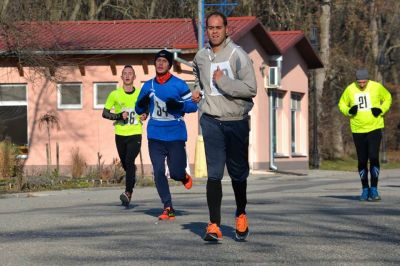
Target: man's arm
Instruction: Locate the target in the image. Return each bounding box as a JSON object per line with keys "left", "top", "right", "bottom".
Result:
{"left": 102, "top": 108, "right": 125, "bottom": 120}
{"left": 338, "top": 88, "right": 353, "bottom": 117}
{"left": 379, "top": 83, "right": 392, "bottom": 115}
{"left": 135, "top": 85, "right": 151, "bottom": 115}
{"left": 191, "top": 56, "right": 202, "bottom": 103}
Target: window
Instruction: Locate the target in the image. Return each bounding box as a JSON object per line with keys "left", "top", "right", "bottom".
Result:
{"left": 291, "top": 93, "right": 303, "bottom": 154}
{"left": 0, "top": 84, "right": 28, "bottom": 147}
{"left": 57, "top": 83, "right": 82, "bottom": 109}
{"left": 93, "top": 83, "right": 117, "bottom": 109}
{"left": 271, "top": 90, "right": 284, "bottom": 155}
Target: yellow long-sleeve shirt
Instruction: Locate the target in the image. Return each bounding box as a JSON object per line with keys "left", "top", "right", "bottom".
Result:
{"left": 338, "top": 80, "right": 392, "bottom": 133}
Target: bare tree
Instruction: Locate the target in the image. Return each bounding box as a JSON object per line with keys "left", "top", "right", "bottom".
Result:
{"left": 38, "top": 111, "right": 60, "bottom": 166}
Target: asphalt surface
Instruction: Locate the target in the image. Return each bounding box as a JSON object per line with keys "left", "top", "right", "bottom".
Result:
{"left": 1, "top": 169, "right": 400, "bottom": 265}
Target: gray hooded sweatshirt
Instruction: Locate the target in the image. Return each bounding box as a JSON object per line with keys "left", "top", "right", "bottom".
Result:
{"left": 192, "top": 37, "right": 257, "bottom": 121}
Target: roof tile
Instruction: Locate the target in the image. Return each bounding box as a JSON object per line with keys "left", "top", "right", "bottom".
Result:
{"left": 0, "top": 17, "right": 259, "bottom": 51}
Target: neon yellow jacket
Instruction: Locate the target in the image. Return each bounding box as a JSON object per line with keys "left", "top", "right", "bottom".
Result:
{"left": 338, "top": 80, "right": 392, "bottom": 133}
{"left": 104, "top": 87, "right": 142, "bottom": 136}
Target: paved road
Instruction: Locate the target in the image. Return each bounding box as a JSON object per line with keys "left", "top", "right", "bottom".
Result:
{"left": 1, "top": 169, "right": 400, "bottom": 265}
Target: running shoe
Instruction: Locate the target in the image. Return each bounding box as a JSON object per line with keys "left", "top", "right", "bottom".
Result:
{"left": 359, "top": 188, "right": 369, "bottom": 201}
{"left": 235, "top": 214, "right": 249, "bottom": 241}
{"left": 120, "top": 191, "right": 131, "bottom": 207}
{"left": 158, "top": 207, "right": 176, "bottom": 220}
{"left": 182, "top": 173, "right": 193, "bottom": 190}
{"left": 369, "top": 187, "right": 381, "bottom": 201}
{"left": 203, "top": 223, "right": 222, "bottom": 241}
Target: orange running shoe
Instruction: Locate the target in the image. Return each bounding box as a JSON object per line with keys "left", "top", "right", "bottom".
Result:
{"left": 182, "top": 173, "right": 193, "bottom": 190}
{"left": 235, "top": 214, "right": 249, "bottom": 241}
{"left": 203, "top": 223, "right": 222, "bottom": 241}
{"left": 158, "top": 207, "right": 176, "bottom": 221}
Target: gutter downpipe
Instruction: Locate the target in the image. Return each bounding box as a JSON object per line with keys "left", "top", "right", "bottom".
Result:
{"left": 173, "top": 53, "right": 192, "bottom": 67}
{"left": 268, "top": 88, "right": 278, "bottom": 171}
{"left": 261, "top": 62, "right": 277, "bottom": 171}
{"left": 267, "top": 55, "right": 282, "bottom": 172}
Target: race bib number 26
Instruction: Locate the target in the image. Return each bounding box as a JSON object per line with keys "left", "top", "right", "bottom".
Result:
{"left": 122, "top": 108, "right": 138, "bottom": 125}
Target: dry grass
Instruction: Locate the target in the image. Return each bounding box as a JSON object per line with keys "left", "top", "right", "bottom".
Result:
{"left": 70, "top": 147, "right": 86, "bottom": 178}
{"left": 0, "top": 139, "right": 23, "bottom": 179}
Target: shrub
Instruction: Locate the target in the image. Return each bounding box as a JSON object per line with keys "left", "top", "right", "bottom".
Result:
{"left": 70, "top": 147, "right": 86, "bottom": 178}
{"left": 0, "top": 139, "right": 23, "bottom": 179}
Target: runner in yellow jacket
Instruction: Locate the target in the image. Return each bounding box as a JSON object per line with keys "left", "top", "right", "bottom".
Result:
{"left": 338, "top": 69, "right": 392, "bottom": 201}
{"left": 102, "top": 65, "right": 147, "bottom": 208}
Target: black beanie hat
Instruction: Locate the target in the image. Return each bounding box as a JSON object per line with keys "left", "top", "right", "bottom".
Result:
{"left": 155, "top": 50, "right": 173, "bottom": 69}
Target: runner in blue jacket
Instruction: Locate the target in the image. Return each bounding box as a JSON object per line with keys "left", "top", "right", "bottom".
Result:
{"left": 135, "top": 50, "right": 197, "bottom": 220}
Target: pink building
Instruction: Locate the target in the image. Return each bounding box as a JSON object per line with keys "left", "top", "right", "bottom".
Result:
{"left": 0, "top": 17, "right": 322, "bottom": 176}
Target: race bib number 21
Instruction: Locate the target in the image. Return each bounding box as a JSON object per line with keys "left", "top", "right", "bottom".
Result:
{"left": 354, "top": 92, "right": 371, "bottom": 111}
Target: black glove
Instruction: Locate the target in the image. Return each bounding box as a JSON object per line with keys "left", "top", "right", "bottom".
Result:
{"left": 371, "top": 107, "right": 382, "bottom": 117}
{"left": 349, "top": 105, "right": 358, "bottom": 115}
{"left": 136, "top": 93, "right": 150, "bottom": 109}
{"left": 166, "top": 99, "right": 183, "bottom": 111}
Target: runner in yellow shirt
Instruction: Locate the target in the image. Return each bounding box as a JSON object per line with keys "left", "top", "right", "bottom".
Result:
{"left": 338, "top": 69, "right": 392, "bottom": 201}
{"left": 102, "top": 65, "right": 147, "bottom": 207}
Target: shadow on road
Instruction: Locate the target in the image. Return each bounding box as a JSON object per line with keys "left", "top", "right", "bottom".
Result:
{"left": 321, "top": 195, "right": 359, "bottom": 201}
{"left": 181, "top": 222, "right": 236, "bottom": 243}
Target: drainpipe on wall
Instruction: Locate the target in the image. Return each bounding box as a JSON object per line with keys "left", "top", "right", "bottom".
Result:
{"left": 268, "top": 89, "right": 278, "bottom": 171}
{"left": 261, "top": 62, "right": 278, "bottom": 171}
{"left": 173, "top": 52, "right": 192, "bottom": 67}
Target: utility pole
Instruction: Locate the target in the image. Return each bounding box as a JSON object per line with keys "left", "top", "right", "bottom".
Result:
{"left": 377, "top": 50, "right": 388, "bottom": 164}
{"left": 310, "top": 24, "right": 320, "bottom": 169}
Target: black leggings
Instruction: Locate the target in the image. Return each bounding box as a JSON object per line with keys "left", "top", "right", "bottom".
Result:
{"left": 115, "top": 134, "right": 142, "bottom": 193}
{"left": 352, "top": 129, "right": 382, "bottom": 188}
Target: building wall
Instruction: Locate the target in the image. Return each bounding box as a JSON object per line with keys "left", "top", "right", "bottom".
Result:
{"left": 0, "top": 36, "right": 311, "bottom": 175}
{"left": 274, "top": 46, "right": 309, "bottom": 170}
{"left": 0, "top": 55, "right": 199, "bottom": 175}
{"left": 236, "top": 33, "right": 271, "bottom": 171}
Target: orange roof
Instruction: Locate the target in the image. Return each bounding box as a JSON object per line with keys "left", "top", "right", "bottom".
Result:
{"left": 0, "top": 17, "right": 274, "bottom": 51}
{"left": 0, "top": 17, "right": 321, "bottom": 68}
{"left": 270, "top": 31, "right": 323, "bottom": 68}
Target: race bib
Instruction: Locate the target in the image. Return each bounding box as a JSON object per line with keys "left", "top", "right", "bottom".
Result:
{"left": 209, "top": 61, "right": 234, "bottom": 96}
{"left": 122, "top": 108, "right": 139, "bottom": 125}
{"left": 354, "top": 92, "right": 371, "bottom": 111}
{"left": 151, "top": 95, "right": 175, "bottom": 121}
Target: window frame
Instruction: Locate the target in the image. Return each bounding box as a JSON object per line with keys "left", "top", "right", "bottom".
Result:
{"left": 0, "top": 84, "right": 29, "bottom": 155}
{"left": 0, "top": 84, "right": 27, "bottom": 106}
{"left": 57, "top": 83, "right": 83, "bottom": 110}
{"left": 93, "top": 82, "right": 118, "bottom": 109}
{"left": 271, "top": 90, "right": 284, "bottom": 155}
{"left": 290, "top": 92, "right": 305, "bottom": 156}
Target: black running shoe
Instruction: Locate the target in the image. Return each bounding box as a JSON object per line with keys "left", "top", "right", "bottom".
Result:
{"left": 120, "top": 191, "right": 131, "bottom": 207}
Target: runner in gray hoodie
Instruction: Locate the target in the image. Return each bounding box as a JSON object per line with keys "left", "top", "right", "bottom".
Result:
{"left": 192, "top": 11, "right": 257, "bottom": 242}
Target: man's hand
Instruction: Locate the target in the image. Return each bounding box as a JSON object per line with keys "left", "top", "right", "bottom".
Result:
{"left": 191, "top": 90, "right": 201, "bottom": 103}
{"left": 120, "top": 111, "right": 128, "bottom": 120}
{"left": 213, "top": 66, "right": 224, "bottom": 83}
{"left": 371, "top": 107, "right": 382, "bottom": 117}
{"left": 166, "top": 99, "right": 183, "bottom": 111}
{"left": 140, "top": 113, "right": 148, "bottom": 121}
{"left": 349, "top": 105, "right": 358, "bottom": 115}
